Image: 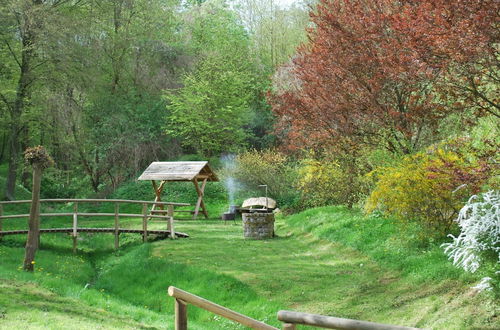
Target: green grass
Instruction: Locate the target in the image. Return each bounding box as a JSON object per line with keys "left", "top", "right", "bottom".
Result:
{"left": 0, "top": 206, "right": 498, "bottom": 329}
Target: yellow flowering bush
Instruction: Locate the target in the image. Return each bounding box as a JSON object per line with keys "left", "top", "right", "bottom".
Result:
{"left": 365, "top": 146, "right": 493, "bottom": 236}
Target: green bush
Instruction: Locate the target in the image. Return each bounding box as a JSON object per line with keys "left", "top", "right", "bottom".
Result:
{"left": 297, "top": 154, "right": 370, "bottom": 208}
{"left": 233, "top": 149, "right": 299, "bottom": 209}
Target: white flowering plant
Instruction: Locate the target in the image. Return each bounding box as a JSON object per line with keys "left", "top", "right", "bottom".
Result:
{"left": 442, "top": 190, "right": 499, "bottom": 292}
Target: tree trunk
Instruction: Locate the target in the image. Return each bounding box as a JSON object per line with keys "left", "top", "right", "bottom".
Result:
{"left": 23, "top": 163, "right": 42, "bottom": 272}
{"left": 4, "top": 1, "right": 41, "bottom": 200}
{"left": 5, "top": 129, "right": 20, "bottom": 201}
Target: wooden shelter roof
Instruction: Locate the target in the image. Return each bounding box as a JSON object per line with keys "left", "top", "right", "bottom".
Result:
{"left": 138, "top": 161, "right": 218, "bottom": 182}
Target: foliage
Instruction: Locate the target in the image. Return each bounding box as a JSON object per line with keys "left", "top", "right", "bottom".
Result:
{"left": 269, "top": 0, "right": 443, "bottom": 154}
{"left": 393, "top": 0, "right": 500, "bottom": 119}
{"left": 165, "top": 56, "right": 255, "bottom": 156}
{"left": 366, "top": 142, "right": 495, "bottom": 236}
{"left": 442, "top": 191, "right": 499, "bottom": 282}
{"left": 235, "top": 0, "right": 310, "bottom": 72}
{"left": 233, "top": 149, "right": 299, "bottom": 208}
{"left": 296, "top": 154, "right": 369, "bottom": 208}
{"left": 165, "top": 1, "right": 262, "bottom": 157}
{"left": 269, "top": 0, "right": 499, "bottom": 154}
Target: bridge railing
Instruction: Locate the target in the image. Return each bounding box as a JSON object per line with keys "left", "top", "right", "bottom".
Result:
{"left": 0, "top": 199, "right": 190, "bottom": 251}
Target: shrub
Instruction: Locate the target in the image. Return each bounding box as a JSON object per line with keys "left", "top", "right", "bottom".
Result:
{"left": 233, "top": 149, "right": 299, "bottom": 209}
{"left": 442, "top": 191, "right": 499, "bottom": 273}
{"left": 365, "top": 143, "right": 494, "bottom": 236}
{"left": 297, "top": 155, "right": 369, "bottom": 208}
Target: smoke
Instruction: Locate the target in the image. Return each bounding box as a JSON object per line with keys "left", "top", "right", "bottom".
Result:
{"left": 220, "top": 154, "right": 239, "bottom": 206}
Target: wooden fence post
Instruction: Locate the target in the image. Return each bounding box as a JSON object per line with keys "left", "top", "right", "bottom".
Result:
{"left": 23, "top": 164, "right": 42, "bottom": 271}
{"left": 114, "top": 203, "right": 119, "bottom": 250}
{"left": 175, "top": 298, "right": 188, "bottom": 330}
{"left": 167, "top": 204, "right": 175, "bottom": 239}
{"left": 72, "top": 202, "right": 78, "bottom": 253}
{"left": 142, "top": 203, "right": 148, "bottom": 242}
{"left": 23, "top": 146, "right": 53, "bottom": 271}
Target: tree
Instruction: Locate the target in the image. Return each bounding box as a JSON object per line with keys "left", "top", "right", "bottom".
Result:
{"left": 392, "top": 0, "right": 500, "bottom": 119}
{"left": 269, "top": 0, "right": 485, "bottom": 154}
{"left": 164, "top": 1, "right": 259, "bottom": 156}
{"left": 0, "top": 0, "right": 47, "bottom": 200}
{"left": 236, "top": 0, "right": 310, "bottom": 72}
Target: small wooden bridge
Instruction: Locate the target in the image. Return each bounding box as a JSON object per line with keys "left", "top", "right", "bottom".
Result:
{"left": 0, "top": 199, "right": 190, "bottom": 252}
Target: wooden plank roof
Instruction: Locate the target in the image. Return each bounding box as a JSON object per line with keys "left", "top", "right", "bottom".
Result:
{"left": 138, "top": 161, "right": 219, "bottom": 182}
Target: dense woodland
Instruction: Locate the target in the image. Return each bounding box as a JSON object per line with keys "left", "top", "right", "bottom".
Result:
{"left": 1, "top": 0, "right": 499, "bottom": 297}
{"left": 0, "top": 0, "right": 309, "bottom": 198}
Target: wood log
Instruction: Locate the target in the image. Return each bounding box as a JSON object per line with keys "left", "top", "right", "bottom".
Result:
{"left": 277, "top": 311, "right": 420, "bottom": 330}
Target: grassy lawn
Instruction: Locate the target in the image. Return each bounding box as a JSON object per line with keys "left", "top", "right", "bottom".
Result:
{"left": 0, "top": 207, "right": 498, "bottom": 329}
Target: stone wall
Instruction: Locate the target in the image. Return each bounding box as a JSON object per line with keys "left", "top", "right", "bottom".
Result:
{"left": 242, "top": 212, "right": 275, "bottom": 239}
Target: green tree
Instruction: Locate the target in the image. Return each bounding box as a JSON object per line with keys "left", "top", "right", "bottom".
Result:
{"left": 164, "top": 1, "right": 258, "bottom": 156}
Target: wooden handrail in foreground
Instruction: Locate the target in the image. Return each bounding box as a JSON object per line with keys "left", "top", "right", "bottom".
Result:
{"left": 168, "top": 286, "right": 278, "bottom": 330}
{"left": 277, "top": 310, "right": 420, "bottom": 330}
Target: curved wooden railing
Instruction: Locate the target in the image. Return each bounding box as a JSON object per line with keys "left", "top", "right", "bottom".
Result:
{"left": 0, "top": 199, "right": 190, "bottom": 251}
{"left": 277, "top": 310, "right": 420, "bottom": 330}
{"left": 168, "top": 286, "right": 278, "bottom": 330}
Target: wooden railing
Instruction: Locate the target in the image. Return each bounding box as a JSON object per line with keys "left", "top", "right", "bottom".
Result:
{"left": 277, "top": 310, "right": 420, "bottom": 330}
{"left": 167, "top": 287, "right": 420, "bottom": 330}
{"left": 0, "top": 199, "right": 190, "bottom": 251}
{"left": 167, "top": 286, "right": 278, "bottom": 330}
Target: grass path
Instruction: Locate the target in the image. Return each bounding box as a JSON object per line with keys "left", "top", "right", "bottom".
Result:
{"left": 153, "top": 219, "right": 496, "bottom": 329}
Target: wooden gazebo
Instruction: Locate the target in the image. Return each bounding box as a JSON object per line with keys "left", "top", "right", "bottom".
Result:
{"left": 138, "top": 161, "right": 218, "bottom": 219}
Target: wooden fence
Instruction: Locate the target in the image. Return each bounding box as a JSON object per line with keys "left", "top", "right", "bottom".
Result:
{"left": 167, "top": 286, "right": 421, "bottom": 330}
{"left": 168, "top": 286, "right": 278, "bottom": 330}
{"left": 0, "top": 199, "right": 190, "bottom": 251}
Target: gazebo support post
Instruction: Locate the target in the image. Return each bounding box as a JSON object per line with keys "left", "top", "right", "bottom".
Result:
{"left": 192, "top": 178, "right": 208, "bottom": 219}
{"left": 151, "top": 180, "right": 166, "bottom": 214}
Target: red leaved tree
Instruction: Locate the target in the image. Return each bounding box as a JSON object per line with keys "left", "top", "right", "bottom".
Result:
{"left": 393, "top": 0, "right": 500, "bottom": 119}
{"left": 269, "top": 0, "right": 499, "bottom": 153}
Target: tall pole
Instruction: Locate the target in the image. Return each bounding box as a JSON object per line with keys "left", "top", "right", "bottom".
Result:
{"left": 23, "top": 146, "right": 53, "bottom": 272}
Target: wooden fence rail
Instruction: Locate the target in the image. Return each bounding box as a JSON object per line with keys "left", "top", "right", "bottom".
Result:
{"left": 0, "top": 199, "right": 189, "bottom": 250}
{"left": 167, "top": 287, "right": 420, "bottom": 330}
{"left": 167, "top": 286, "right": 278, "bottom": 330}
{"left": 277, "top": 310, "right": 420, "bottom": 330}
